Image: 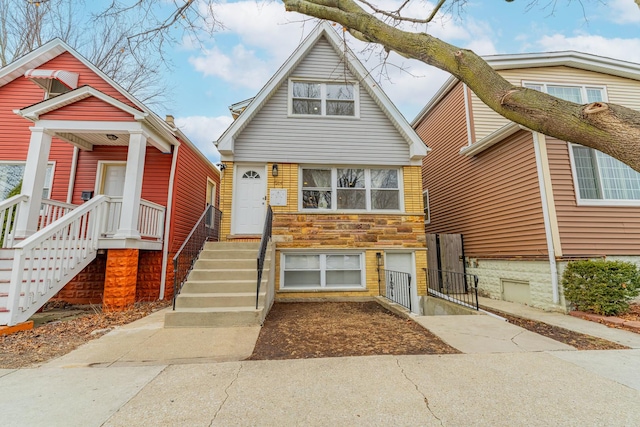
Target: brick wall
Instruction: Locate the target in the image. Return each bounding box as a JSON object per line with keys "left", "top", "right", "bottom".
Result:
{"left": 136, "top": 251, "right": 164, "bottom": 301}
{"left": 53, "top": 254, "right": 107, "bottom": 304}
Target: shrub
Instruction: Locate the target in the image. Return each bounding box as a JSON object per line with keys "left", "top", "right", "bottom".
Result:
{"left": 562, "top": 260, "right": 640, "bottom": 316}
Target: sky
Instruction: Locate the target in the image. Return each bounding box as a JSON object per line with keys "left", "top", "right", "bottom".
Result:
{"left": 147, "top": 0, "right": 640, "bottom": 164}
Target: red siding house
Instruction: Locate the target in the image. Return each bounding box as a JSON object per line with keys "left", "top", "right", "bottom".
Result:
{"left": 0, "top": 39, "right": 219, "bottom": 327}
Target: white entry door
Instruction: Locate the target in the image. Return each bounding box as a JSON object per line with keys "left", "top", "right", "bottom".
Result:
{"left": 234, "top": 165, "right": 266, "bottom": 234}
{"left": 101, "top": 164, "right": 126, "bottom": 196}
{"left": 385, "top": 252, "right": 419, "bottom": 314}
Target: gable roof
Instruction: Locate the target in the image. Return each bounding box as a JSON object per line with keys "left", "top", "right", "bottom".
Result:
{"left": 0, "top": 38, "right": 217, "bottom": 168}
{"left": 217, "top": 21, "right": 428, "bottom": 160}
{"left": 16, "top": 85, "right": 147, "bottom": 121}
{"left": 412, "top": 50, "right": 640, "bottom": 128}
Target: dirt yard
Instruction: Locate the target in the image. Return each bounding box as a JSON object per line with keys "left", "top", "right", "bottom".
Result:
{"left": 0, "top": 300, "right": 170, "bottom": 369}
{"left": 249, "top": 301, "right": 460, "bottom": 360}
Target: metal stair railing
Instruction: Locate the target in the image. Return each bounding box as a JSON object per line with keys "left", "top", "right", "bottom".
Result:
{"left": 256, "top": 205, "right": 273, "bottom": 309}
{"left": 172, "top": 205, "right": 222, "bottom": 309}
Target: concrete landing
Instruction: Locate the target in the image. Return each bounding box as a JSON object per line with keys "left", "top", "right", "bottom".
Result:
{"left": 44, "top": 307, "right": 260, "bottom": 368}
{"left": 414, "top": 314, "right": 575, "bottom": 353}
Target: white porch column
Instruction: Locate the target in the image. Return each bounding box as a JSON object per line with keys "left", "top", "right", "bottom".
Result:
{"left": 15, "top": 127, "right": 52, "bottom": 238}
{"left": 114, "top": 130, "right": 147, "bottom": 239}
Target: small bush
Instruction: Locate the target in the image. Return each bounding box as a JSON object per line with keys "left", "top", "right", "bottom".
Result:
{"left": 562, "top": 260, "right": 640, "bottom": 316}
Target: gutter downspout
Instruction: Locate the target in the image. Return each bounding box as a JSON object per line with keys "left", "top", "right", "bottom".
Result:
{"left": 66, "top": 146, "right": 79, "bottom": 204}
{"left": 532, "top": 132, "right": 561, "bottom": 304}
{"left": 159, "top": 143, "right": 180, "bottom": 300}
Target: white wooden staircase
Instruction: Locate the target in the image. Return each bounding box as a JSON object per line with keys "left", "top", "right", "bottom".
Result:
{"left": 165, "top": 241, "right": 275, "bottom": 328}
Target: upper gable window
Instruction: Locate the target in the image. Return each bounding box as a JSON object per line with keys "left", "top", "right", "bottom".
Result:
{"left": 290, "top": 80, "right": 358, "bottom": 117}
{"left": 523, "top": 82, "right": 605, "bottom": 104}
{"left": 24, "top": 69, "right": 78, "bottom": 100}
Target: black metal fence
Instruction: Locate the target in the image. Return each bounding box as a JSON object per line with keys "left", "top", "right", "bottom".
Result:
{"left": 172, "top": 205, "right": 221, "bottom": 309}
{"left": 425, "top": 268, "right": 479, "bottom": 310}
{"left": 379, "top": 268, "right": 412, "bottom": 311}
{"left": 256, "top": 205, "right": 273, "bottom": 309}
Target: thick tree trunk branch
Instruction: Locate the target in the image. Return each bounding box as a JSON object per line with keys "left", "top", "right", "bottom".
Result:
{"left": 283, "top": 0, "right": 640, "bottom": 172}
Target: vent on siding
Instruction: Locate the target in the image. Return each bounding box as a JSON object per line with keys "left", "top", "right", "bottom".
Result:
{"left": 501, "top": 279, "right": 531, "bottom": 305}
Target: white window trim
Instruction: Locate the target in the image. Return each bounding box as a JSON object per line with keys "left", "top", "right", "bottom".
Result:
{"left": 422, "top": 189, "right": 430, "bottom": 224}
{"left": 280, "top": 251, "right": 366, "bottom": 291}
{"left": 298, "top": 165, "right": 404, "bottom": 213}
{"left": 0, "top": 160, "right": 55, "bottom": 200}
{"left": 522, "top": 81, "right": 609, "bottom": 103}
{"left": 287, "top": 78, "right": 360, "bottom": 119}
{"left": 207, "top": 177, "right": 217, "bottom": 208}
{"left": 567, "top": 142, "right": 640, "bottom": 207}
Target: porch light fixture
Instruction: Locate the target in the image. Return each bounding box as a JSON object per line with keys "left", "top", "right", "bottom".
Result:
{"left": 272, "top": 163, "right": 279, "bottom": 177}
{"left": 217, "top": 163, "right": 227, "bottom": 179}
{"left": 106, "top": 134, "right": 118, "bottom": 141}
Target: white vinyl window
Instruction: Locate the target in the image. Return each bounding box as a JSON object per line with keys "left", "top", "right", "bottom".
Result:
{"left": 524, "top": 82, "right": 640, "bottom": 204}
{"left": 282, "top": 253, "right": 364, "bottom": 289}
{"left": 290, "top": 80, "right": 357, "bottom": 117}
{"left": 0, "top": 162, "right": 54, "bottom": 201}
{"left": 423, "top": 190, "right": 430, "bottom": 224}
{"left": 301, "top": 167, "right": 401, "bottom": 211}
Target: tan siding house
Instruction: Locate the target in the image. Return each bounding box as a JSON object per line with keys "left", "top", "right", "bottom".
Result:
{"left": 216, "top": 23, "right": 429, "bottom": 313}
{"left": 414, "top": 51, "right": 640, "bottom": 311}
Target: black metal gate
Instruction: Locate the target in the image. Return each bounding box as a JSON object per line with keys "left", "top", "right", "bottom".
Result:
{"left": 426, "top": 233, "right": 479, "bottom": 310}
{"left": 378, "top": 267, "right": 412, "bottom": 311}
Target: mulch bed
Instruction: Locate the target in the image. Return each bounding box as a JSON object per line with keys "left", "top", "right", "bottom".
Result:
{"left": 0, "top": 300, "right": 170, "bottom": 369}
{"left": 483, "top": 308, "right": 630, "bottom": 351}
{"left": 248, "top": 301, "right": 460, "bottom": 360}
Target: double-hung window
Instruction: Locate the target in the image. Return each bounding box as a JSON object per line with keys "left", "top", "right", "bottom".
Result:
{"left": 524, "top": 82, "right": 640, "bottom": 204}
{"left": 290, "top": 80, "right": 357, "bottom": 117}
{"left": 0, "top": 162, "right": 54, "bottom": 201}
{"left": 302, "top": 167, "right": 401, "bottom": 211}
{"left": 282, "top": 253, "right": 364, "bottom": 289}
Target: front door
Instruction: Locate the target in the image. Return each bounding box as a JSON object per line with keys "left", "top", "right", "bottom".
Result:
{"left": 101, "top": 164, "right": 126, "bottom": 196}
{"left": 234, "top": 165, "right": 266, "bottom": 234}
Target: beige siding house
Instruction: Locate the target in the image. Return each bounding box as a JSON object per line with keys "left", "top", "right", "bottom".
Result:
{"left": 414, "top": 51, "right": 640, "bottom": 311}
{"left": 216, "top": 23, "right": 429, "bottom": 313}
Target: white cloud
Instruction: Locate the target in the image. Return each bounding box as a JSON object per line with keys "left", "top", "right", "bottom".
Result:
{"left": 189, "top": 44, "right": 272, "bottom": 90}
{"left": 186, "top": 0, "right": 498, "bottom": 118}
{"left": 175, "top": 115, "right": 233, "bottom": 163}
{"left": 536, "top": 34, "right": 640, "bottom": 63}
{"left": 608, "top": 0, "right": 640, "bottom": 24}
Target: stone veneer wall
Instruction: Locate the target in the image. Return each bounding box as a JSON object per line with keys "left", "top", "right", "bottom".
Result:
{"left": 467, "top": 258, "right": 567, "bottom": 312}
{"left": 273, "top": 213, "right": 427, "bottom": 299}
{"left": 103, "top": 249, "right": 139, "bottom": 311}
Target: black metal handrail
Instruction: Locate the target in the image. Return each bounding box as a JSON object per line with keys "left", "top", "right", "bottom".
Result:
{"left": 425, "top": 268, "right": 479, "bottom": 310}
{"left": 256, "top": 205, "right": 273, "bottom": 309}
{"left": 172, "top": 205, "right": 221, "bottom": 309}
{"left": 379, "top": 268, "right": 412, "bottom": 311}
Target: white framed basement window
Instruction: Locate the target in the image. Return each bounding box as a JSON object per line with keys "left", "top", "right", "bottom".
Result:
{"left": 523, "top": 82, "right": 640, "bottom": 205}
{"left": 300, "top": 167, "right": 402, "bottom": 212}
{"left": 288, "top": 79, "right": 359, "bottom": 117}
{"left": 0, "top": 161, "right": 54, "bottom": 201}
{"left": 281, "top": 253, "right": 365, "bottom": 290}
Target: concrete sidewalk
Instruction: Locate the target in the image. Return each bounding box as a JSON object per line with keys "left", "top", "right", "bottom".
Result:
{"left": 2, "top": 300, "right": 640, "bottom": 426}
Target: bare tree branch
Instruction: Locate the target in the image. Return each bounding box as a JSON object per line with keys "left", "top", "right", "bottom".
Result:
{"left": 282, "top": 0, "right": 640, "bottom": 172}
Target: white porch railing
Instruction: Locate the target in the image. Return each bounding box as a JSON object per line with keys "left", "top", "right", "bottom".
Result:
{"left": 0, "top": 195, "right": 27, "bottom": 248}
{"left": 6, "top": 195, "right": 108, "bottom": 326}
{"left": 0, "top": 196, "right": 78, "bottom": 249}
{"left": 39, "top": 199, "right": 77, "bottom": 230}
{"left": 102, "top": 197, "right": 165, "bottom": 240}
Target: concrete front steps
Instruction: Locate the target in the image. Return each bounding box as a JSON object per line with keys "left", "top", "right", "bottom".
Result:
{"left": 165, "top": 241, "right": 273, "bottom": 328}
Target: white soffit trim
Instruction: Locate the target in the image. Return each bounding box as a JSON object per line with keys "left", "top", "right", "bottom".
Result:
{"left": 459, "top": 122, "right": 522, "bottom": 156}
{"left": 16, "top": 86, "right": 147, "bottom": 120}
{"left": 412, "top": 50, "right": 640, "bottom": 130}
{"left": 484, "top": 51, "right": 640, "bottom": 81}
{"left": 24, "top": 68, "right": 79, "bottom": 90}
{"left": 216, "top": 21, "right": 428, "bottom": 159}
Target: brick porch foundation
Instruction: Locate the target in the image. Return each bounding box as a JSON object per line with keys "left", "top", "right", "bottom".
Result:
{"left": 103, "top": 248, "right": 139, "bottom": 311}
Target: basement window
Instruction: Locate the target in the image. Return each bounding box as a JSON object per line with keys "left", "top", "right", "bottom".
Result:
{"left": 282, "top": 253, "right": 364, "bottom": 290}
